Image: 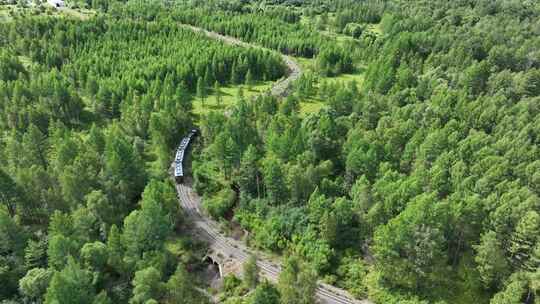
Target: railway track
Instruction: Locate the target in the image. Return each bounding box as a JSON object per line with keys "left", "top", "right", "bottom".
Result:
{"left": 176, "top": 183, "right": 370, "bottom": 304}
{"left": 174, "top": 24, "right": 371, "bottom": 304}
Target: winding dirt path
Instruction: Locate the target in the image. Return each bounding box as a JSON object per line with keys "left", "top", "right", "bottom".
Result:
{"left": 175, "top": 24, "right": 371, "bottom": 304}
{"left": 181, "top": 24, "right": 301, "bottom": 97}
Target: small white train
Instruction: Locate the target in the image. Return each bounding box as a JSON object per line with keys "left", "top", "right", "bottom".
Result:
{"left": 174, "top": 129, "right": 198, "bottom": 183}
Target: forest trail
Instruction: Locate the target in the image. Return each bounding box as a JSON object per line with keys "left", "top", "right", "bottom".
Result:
{"left": 180, "top": 24, "right": 302, "bottom": 97}
{"left": 174, "top": 24, "right": 372, "bottom": 304}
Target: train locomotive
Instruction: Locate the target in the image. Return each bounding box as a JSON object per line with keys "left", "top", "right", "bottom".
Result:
{"left": 174, "top": 129, "right": 198, "bottom": 183}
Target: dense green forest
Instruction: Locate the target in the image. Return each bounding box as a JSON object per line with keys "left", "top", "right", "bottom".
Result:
{"left": 0, "top": 5, "right": 285, "bottom": 303}
{"left": 193, "top": 0, "right": 540, "bottom": 304}
{"left": 1, "top": 0, "right": 540, "bottom": 304}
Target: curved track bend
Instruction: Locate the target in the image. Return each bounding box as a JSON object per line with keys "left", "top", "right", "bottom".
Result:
{"left": 175, "top": 24, "right": 371, "bottom": 304}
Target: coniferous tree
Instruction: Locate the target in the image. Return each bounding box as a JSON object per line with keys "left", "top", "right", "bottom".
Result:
{"left": 19, "top": 267, "right": 52, "bottom": 301}
{"left": 474, "top": 231, "right": 510, "bottom": 289}
{"left": 250, "top": 281, "right": 280, "bottom": 304}
{"left": 0, "top": 168, "right": 24, "bottom": 217}
{"left": 509, "top": 211, "right": 539, "bottom": 270}
{"left": 214, "top": 81, "right": 222, "bottom": 107}
{"left": 165, "top": 265, "right": 200, "bottom": 304}
{"left": 243, "top": 255, "right": 259, "bottom": 289}
{"left": 278, "top": 255, "right": 316, "bottom": 304}
{"left": 245, "top": 69, "right": 254, "bottom": 90}
{"left": 130, "top": 267, "right": 162, "bottom": 304}
{"left": 197, "top": 76, "right": 207, "bottom": 107}
{"left": 44, "top": 257, "right": 95, "bottom": 304}
{"left": 106, "top": 225, "right": 125, "bottom": 274}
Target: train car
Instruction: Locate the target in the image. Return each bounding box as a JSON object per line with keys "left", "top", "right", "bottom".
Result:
{"left": 174, "top": 162, "right": 184, "bottom": 183}
{"left": 174, "top": 129, "right": 198, "bottom": 184}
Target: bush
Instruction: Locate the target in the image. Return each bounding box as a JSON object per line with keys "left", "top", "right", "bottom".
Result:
{"left": 344, "top": 23, "right": 364, "bottom": 39}
{"left": 316, "top": 47, "right": 354, "bottom": 77}
{"left": 203, "top": 188, "right": 236, "bottom": 219}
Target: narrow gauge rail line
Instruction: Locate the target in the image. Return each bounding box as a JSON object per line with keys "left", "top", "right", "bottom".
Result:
{"left": 176, "top": 182, "right": 370, "bottom": 304}
{"left": 172, "top": 24, "right": 371, "bottom": 304}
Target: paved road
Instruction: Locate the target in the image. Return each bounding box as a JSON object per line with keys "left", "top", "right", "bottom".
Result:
{"left": 176, "top": 24, "right": 371, "bottom": 304}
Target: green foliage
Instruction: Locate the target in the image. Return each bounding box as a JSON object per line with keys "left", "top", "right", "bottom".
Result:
{"left": 278, "top": 255, "right": 317, "bottom": 304}
{"left": 474, "top": 231, "right": 509, "bottom": 290}
{"left": 165, "top": 264, "right": 201, "bottom": 304}
{"left": 0, "top": 50, "right": 26, "bottom": 81}
{"left": 130, "top": 267, "right": 163, "bottom": 304}
{"left": 24, "top": 238, "right": 47, "bottom": 270}
{"left": 122, "top": 182, "right": 173, "bottom": 268}
{"left": 335, "top": 256, "right": 368, "bottom": 298}
{"left": 316, "top": 46, "right": 354, "bottom": 77}
{"left": 0, "top": 168, "right": 26, "bottom": 217}
{"left": 490, "top": 274, "right": 528, "bottom": 304}
{"left": 243, "top": 255, "right": 259, "bottom": 289}
{"left": 80, "top": 241, "right": 108, "bottom": 272}
{"left": 249, "top": 281, "right": 280, "bottom": 304}
{"left": 343, "top": 23, "right": 364, "bottom": 39}
{"left": 47, "top": 235, "right": 79, "bottom": 270}
{"left": 172, "top": 6, "right": 324, "bottom": 57}
{"left": 203, "top": 188, "right": 236, "bottom": 219}
{"left": 373, "top": 193, "right": 447, "bottom": 291}
{"left": 106, "top": 225, "right": 124, "bottom": 274}
{"left": 2, "top": 1, "right": 540, "bottom": 304}
{"left": 18, "top": 268, "right": 52, "bottom": 300}
{"left": 44, "top": 257, "right": 95, "bottom": 304}
{"left": 262, "top": 156, "right": 288, "bottom": 204}
{"left": 235, "top": 145, "right": 262, "bottom": 197}
{"left": 222, "top": 274, "right": 244, "bottom": 297}
{"left": 509, "top": 211, "right": 539, "bottom": 271}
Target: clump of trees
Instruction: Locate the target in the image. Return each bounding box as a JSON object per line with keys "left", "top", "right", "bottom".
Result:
{"left": 316, "top": 46, "right": 354, "bottom": 76}
{"left": 171, "top": 7, "right": 321, "bottom": 57}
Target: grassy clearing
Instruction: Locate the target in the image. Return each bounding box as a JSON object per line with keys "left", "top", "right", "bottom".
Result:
{"left": 60, "top": 7, "right": 95, "bottom": 20}
{"left": 300, "top": 14, "right": 357, "bottom": 43}
{"left": 296, "top": 71, "right": 365, "bottom": 116}
{"left": 293, "top": 55, "right": 365, "bottom": 116}
{"left": 299, "top": 100, "right": 326, "bottom": 115}
{"left": 300, "top": 13, "right": 382, "bottom": 41}
{"left": 0, "top": 4, "right": 14, "bottom": 22}
{"left": 329, "top": 68, "right": 366, "bottom": 85}
{"left": 0, "top": 3, "right": 94, "bottom": 21}
{"left": 367, "top": 22, "right": 383, "bottom": 35}
{"left": 0, "top": 11, "right": 9, "bottom": 22}
{"left": 192, "top": 81, "right": 273, "bottom": 118}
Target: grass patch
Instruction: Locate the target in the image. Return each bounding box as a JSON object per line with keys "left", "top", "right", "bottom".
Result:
{"left": 367, "top": 23, "right": 383, "bottom": 35}
{"left": 299, "top": 100, "right": 326, "bottom": 115}
{"left": 0, "top": 12, "right": 9, "bottom": 22}
{"left": 0, "top": 3, "right": 94, "bottom": 21}
{"left": 192, "top": 81, "right": 273, "bottom": 118}
{"left": 61, "top": 7, "right": 94, "bottom": 20}
{"left": 328, "top": 69, "right": 365, "bottom": 85}
{"left": 294, "top": 56, "right": 315, "bottom": 71}
{"left": 0, "top": 4, "right": 14, "bottom": 22}
{"left": 293, "top": 55, "right": 365, "bottom": 116}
